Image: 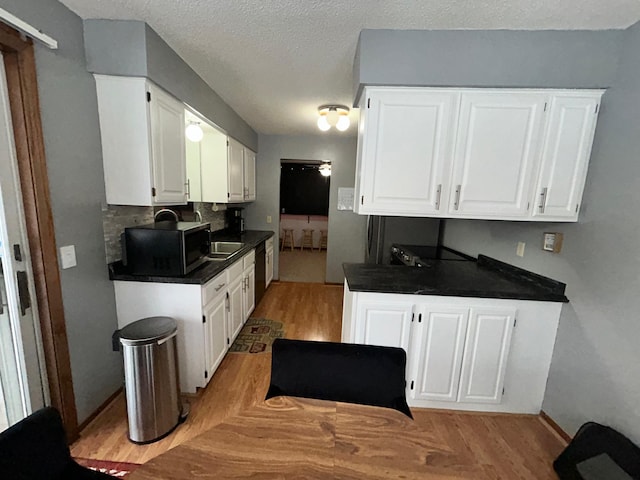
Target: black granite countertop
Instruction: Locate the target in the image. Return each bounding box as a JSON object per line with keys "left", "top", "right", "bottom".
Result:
{"left": 109, "top": 230, "right": 274, "bottom": 285}
{"left": 343, "top": 254, "right": 568, "bottom": 303}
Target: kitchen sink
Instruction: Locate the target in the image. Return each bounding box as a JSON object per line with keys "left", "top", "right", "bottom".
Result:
{"left": 210, "top": 241, "right": 244, "bottom": 254}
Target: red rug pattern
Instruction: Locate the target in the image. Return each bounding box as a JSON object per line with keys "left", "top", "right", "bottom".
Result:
{"left": 75, "top": 458, "right": 140, "bottom": 478}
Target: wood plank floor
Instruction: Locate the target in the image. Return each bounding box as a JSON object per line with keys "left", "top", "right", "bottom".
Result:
{"left": 71, "top": 281, "right": 566, "bottom": 478}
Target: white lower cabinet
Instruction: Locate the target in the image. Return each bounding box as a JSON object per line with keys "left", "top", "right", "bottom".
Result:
{"left": 342, "top": 281, "right": 562, "bottom": 413}
{"left": 114, "top": 249, "right": 258, "bottom": 394}
{"left": 265, "top": 237, "right": 274, "bottom": 288}
{"left": 203, "top": 289, "right": 228, "bottom": 383}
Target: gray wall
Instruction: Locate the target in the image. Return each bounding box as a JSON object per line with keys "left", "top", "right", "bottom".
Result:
{"left": 243, "top": 135, "right": 366, "bottom": 283}
{"left": 84, "top": 20, "right": 257, "bottom": 150}
{"left": 353, "top": 29, "right": 624, "bottom": 102}
{"left": 0, "top": 0, "right": 123, "bottom": 422}
{"left": 429, "top": 26, "right": 640, "bottom": 441}
{"left": 380, "top": 217, "right": 441, "bottom": 264}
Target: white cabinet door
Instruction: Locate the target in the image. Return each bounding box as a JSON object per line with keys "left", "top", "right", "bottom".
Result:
{"left": 243, "top": 264, "right": 256, "bottom": 320}
{"left": 410, "top": 307, "right": 469, "bottom": 403}
{"left": 228, "top": 276, "right": 244, "bottom": 342}
{"left": 354, "top": 300, "right": 413, "bottom": 352}
{"left": 243, "top": 147, "right": 256, "bottom": 201}
{"left": 533, "top": 94, "right": 601, "bottom": 220}
{"left": 450, "top": 92, "right": 546, "bottom": 217}
{"left": 185, "top": 138, "right": 201, "bottom": 202}
{"left": 228, "top": 138, "right": 245, "bottom": 202}
{"left": 200, "top": 127, "right": 229, "bottom": 204}
{"left": 203, "top": 291, "right": 228, "bottom": 384}
{"left": 458, "top": 307, "right": 516, "bottom": 404}
{"left": 266, "top": 246, "right": 274, "bottom": 288}
{"left": 358, "top": 88, "right": 459, "bottom": 215}
{"left": 148, "top": 83, "right": 187, "bottom": 204}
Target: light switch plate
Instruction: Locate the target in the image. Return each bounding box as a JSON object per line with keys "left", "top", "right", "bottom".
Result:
{"left": 60, "top": 245, "right": 77, "bottom": 269}
{"left": 266, "top": 215, "right": 272, "bottom": 224}
{"left": 516, "top": 242, "right": 526, "bottom": 257}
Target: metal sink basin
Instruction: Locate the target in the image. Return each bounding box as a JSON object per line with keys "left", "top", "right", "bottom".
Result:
{"left": 210, "top": 241, "right": 244, "bottom": 254}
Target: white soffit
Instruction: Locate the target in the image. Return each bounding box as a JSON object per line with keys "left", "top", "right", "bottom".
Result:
{"left": 59, "top": 0, "right": 640, "bottom": 136}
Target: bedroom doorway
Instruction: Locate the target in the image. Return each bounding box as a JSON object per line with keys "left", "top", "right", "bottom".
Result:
{"left": 278, "top": 160, "right": 330, "bottom": 283}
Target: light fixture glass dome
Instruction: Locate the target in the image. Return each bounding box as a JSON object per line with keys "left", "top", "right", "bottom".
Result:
{"left": 186, "top": 123, "right": 204, "bottom": 142}
{"left": 336, "top": 115, "right": 350, "bottom": 131}
{"left": 317, "top": 116, "right": 331, "bottom": 131}
{"left": 319, "top": 164, "right": 331, "bottom": 176}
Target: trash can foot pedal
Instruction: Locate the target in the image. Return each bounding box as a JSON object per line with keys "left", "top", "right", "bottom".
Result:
{"left": 179, "top": 403, "right": 190, "bottom": 423}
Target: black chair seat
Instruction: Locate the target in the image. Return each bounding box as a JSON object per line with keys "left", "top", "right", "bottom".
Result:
{"left": 0, "top": 407, "right": 112, "bottom": 480}
{"left": 266, "top": 338, "right": 412, "bottom": 418}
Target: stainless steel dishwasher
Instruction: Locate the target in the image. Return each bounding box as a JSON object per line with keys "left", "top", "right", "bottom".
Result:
{"left": 255, "top": 241, "right": 266, "bottom": 306}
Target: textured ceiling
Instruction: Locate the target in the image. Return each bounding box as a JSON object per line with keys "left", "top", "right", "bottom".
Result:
{"left": 59, "top": 0, "right": 640, "bottom": 136}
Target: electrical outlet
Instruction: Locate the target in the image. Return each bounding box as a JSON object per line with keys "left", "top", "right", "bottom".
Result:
{"left": 516, "top": 242, "right": 526, "bottom": 257}
{"left": 60, "top": 245, "right": 77, "bottom": 269}
{"left": 266, "top": 215, "right": 272, "bottom": 224}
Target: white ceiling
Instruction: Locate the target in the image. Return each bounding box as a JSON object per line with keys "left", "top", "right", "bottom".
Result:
{"left": 59, "top": 0, "right": 640, "bottom": 136}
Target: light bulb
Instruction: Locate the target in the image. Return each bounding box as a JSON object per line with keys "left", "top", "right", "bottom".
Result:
{"left": 319, "top": 164, "right": 331, "bottom": 176}
{"left": 336, "top": 115, "right": 350, "bottom": 131}
{"left": 326, "top": 109, "right": 339, "bottom": 127}
{"left": 317, "top": 115, "right": 331, "bottom": 131}
{"left": 186, "top": 123, "right": 204, "bottom": 142}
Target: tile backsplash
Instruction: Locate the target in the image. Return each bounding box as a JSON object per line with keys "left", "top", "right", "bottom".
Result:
{"left": 102, "top": 202, "right": 227, "bottom": 264}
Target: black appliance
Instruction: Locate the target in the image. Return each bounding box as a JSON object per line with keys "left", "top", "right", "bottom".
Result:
{"left": 390, "top": 244, "right": 469, "bottom": 267}
{"left": 123, "top": 222, "right": 210, "bottom": 276}
{"left": 226, "top": 207, "right": 245, "bottom": 234}
{"left": 255, "top": 241, "right": 266, "bottom": 306}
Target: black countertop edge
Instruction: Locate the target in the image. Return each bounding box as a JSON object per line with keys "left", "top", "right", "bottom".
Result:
{"left": 109, "top": 230, "right": 274, "bottom": 285}
{"left": 476, "top": 255, "right": 567, "bottom": 297}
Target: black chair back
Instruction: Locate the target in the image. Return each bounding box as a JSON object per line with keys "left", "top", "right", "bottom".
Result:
{"left": 0, "top": 407, "right": 111, "bottom": 479}
{"left": 266, "top": 338, "right": 412, "bottom": 418}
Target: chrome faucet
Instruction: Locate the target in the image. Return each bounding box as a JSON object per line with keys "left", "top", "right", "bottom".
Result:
{"left": 154, "top": 208, "right": 179, "bottom": 222}
{"left": 194, "top": 210, "right": 203, "bottom": 223}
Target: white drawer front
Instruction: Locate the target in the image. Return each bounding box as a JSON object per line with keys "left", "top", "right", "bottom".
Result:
{"left": 202, "top": 270, "right": 228, "bottom": 306}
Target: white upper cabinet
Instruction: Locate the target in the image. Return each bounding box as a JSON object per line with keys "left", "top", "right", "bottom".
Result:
{"left": 95, "top": 75, "right": 186, "bottom": 206}
{"left": 449, "top": 92, "right": 546, "bottom": 218}
{"left": 355, "top": 88, "right": 459, "bottom": 215}
{"left": 185, "top": 136, "right": 202, "bottom": 202}
{"left": 243, "top": 147, "right": 256, "bottom": 201}
{"left": 533, "top": 93, "right": 601, "bottom": 220}
{"left": 354, "top": 87, "right": 603, "bottom": 222}
{"left": 228, "top": 138, "right": 245, "bottom": 202}
{"left": 200, "top": 126, "right": 229, "bottom": 204}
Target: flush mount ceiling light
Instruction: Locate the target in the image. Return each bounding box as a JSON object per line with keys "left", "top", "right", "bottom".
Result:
{"left": 185, "top": 121, "right": 204, "bottom": 142}
{"left": 317, "top": 105, "right": 350, "bottom": 132}
{"left": 319, "top": 163, "right": 331, "bottom": 177}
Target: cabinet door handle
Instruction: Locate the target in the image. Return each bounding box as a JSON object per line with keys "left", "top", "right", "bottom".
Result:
{"left": 539, "top": 187, "right": 548, "bottom": 214}
{"left": 454, "top": 185, "right": 461, "bottom": 210}
{"left": 185, "top": 179, "right": 190, "bottom": 197}
{"left": 435, "top": 184, "right": 442, "bottom": 210}
{"left": 225, "top": 292, "right": 230, "bottom": 311}
{"left": 214, "top": 283, "right": 226, "bottom": 292}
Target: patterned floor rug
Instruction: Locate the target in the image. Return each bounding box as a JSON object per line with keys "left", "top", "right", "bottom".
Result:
{"left": 229, "top": 318, "right": 285, "bottom": 353}
{"left": 75, "top": 458, "right": 140, "bottom": 478}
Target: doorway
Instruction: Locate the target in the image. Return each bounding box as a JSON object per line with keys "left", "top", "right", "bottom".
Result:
{"left": 278, "top": 160, "right": 330, "bottom": 283}
{"left": 0, "top": 54, "right": 46, "bottom": 431}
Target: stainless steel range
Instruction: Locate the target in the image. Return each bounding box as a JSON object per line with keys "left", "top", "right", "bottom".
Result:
{"left": 390, "top": 244, "right": 469, "bottom": 267}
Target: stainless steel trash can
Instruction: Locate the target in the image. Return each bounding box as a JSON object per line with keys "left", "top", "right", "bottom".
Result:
{"left": 118, "top": 316, "right": 182, "bottom": 444}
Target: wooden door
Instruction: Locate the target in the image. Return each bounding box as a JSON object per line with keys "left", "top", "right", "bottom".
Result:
{"left": 450, "top": 92, "right": 546, "bottom": 217}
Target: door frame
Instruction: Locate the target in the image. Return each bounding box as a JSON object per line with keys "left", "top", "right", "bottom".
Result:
{"left": 0, "top": 23, "right": 78, "bottom": 437}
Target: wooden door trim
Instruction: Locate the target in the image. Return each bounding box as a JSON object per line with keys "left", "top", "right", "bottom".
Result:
{"left": 0, "top": 24, "right": 78, "bottom": 438}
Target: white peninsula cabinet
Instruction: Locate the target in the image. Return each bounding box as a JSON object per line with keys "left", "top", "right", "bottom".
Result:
{"left": 265, "top": 237, "right": 274, "bottom": 288}
{"left": 114, "top": 250, "right": 256, "bottom": 394}
{"left": 95, "top": 75, "right": 187, "bottom": 206}
{"left": 354, "top": 87, "right": 603, "bottom": 222}
{"left": 342, "top": 282, "right": 562, "bottom": 414}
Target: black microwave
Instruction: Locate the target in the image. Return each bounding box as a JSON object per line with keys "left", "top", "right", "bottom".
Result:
{"left": 122, "top": 222, "right": 210, "bottom": 276}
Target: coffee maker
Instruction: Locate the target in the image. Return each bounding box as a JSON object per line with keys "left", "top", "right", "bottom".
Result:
{"left": 226, "top": 207, "right": 245, "bottom": 234}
